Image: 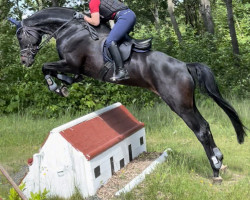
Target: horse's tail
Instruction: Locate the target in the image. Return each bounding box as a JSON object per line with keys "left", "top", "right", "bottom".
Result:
{"left": 186, "top": 62, "right": 247, "bottom": 144}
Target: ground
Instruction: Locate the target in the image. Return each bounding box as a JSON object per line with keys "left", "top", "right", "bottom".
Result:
{"left": 96, "top": 151, "right": 161, "bottom": 200}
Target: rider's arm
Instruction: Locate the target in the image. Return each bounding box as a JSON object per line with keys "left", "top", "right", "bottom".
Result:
{"left": 84, "top": 13, "right": 100, "bottom": 26}
{"left": 84, "top": 0, "right": 100, "bottom": 26}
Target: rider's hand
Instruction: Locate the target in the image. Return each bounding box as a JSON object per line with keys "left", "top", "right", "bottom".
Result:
{"left": 74, "top": 12, "right": 85, "bottom": 19}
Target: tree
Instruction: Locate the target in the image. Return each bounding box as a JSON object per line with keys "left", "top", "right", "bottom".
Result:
{"left": 183, "top": 0, "right": 201, "bottom": 32}
{"left": 167, "top": 0, "right": 182, "bottom": 44}
{"left": 23, "top": 0, "right": 68, "bottom": 12}
{"left": 200, "top": 0, "right": 214, "bottom": 34}
{"left": 150, "top": 0, "right": 160, "bottom": 31}
{"left": 0, "top": 0, "right": 13, "bottom": 20}
{"left": 126, "top": 0, "right": 167, "bottom": 31}
{"left": 51, "top": 0, "right": 59, "bottom": 7}
{"left": 223, "top": 0, "right": 240, "bottom": 55}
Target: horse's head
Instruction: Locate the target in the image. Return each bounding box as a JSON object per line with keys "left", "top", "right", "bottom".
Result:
{"left": 9, "top": 18, "right": 42, "bottom": 67}
{"left": 16, "top": 26, "right": 42, "bottom": 67}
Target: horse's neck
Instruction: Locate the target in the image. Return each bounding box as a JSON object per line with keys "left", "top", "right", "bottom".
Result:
{"left": 23, "top": 8, "right": 74, "bottom": 34}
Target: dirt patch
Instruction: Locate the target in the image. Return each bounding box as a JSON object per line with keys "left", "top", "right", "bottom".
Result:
{"left": 97, "top": 151, "right": 162, "bottom": 200}
{"left": 12, "top": 165, "right": 29, "bottom": 184}
{"left": 0, "top": 165, "right": 28, "bottom": 189}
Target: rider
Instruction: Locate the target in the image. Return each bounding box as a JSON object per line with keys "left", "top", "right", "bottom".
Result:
{"left": 76, "top": 0, "right": 136, "bottom": 81}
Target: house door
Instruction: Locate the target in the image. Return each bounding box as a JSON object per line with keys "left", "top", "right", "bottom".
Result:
{"left": 128, "top": 144, "right": 133, "bottom": 162}
{"left": 110, "top": 157, "right": 114, "bottom": 175}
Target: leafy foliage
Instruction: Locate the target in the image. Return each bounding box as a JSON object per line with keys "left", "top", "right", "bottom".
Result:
{"left": 8, "top": 184, "right": 48, "bottom": 200}
{"left": 0, "top": 0, "right": 249, "bottom": 117}
{"left": 8, "top": 184, "right": 25, "bottom": 200}
{"left": 0, "top": 0, "right": 13, "bottom": 20}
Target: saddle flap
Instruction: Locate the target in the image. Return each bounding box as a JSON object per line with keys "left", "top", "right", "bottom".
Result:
{"left": 102, "top": 36, "right": 151, "bottom": 65}
{"left": 119, "top": 41, "right": 132, "bottom": 61}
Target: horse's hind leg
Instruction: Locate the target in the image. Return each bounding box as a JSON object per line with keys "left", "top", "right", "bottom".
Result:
{"left": 180, "top": 102, "right": 223, "bottom": 178}
{"left": 157, "top": 73, "right": 223, "bottom": 178}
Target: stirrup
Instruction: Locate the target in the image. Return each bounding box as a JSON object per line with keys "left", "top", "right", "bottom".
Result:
{"left": 110, "top": 69, "right": 130, "bottom": 81}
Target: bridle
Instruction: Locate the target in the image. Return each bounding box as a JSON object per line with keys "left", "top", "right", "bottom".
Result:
{"left": 18, "top": 17, "right": 75, "bottom": 60}
{"left": 17, "top": 26, "right": 41, "bottom": 60}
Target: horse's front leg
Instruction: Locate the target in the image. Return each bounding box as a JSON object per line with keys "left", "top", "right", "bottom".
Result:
{"left": 42, "top": 60, "right": 81, "bottom": 97}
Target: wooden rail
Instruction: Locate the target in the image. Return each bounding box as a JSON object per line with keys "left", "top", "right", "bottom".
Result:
{"left": 0, "top": 165, "right": 28, "bottom": 200}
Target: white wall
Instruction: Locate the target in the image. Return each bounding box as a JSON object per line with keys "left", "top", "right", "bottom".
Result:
{"left": 87, "top": 128, "right": 146, "bottom": 196}
{"left": 23, "top": 132, "right": 90, "bottom": 199}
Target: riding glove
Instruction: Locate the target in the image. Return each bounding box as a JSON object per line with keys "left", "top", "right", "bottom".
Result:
{"left": 74, "top": 12, "right": 85, "bottom": 19}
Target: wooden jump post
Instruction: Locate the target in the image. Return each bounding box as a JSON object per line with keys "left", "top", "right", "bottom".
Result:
{"left": 0, "top": 165, "right": 28, "bottom": 200}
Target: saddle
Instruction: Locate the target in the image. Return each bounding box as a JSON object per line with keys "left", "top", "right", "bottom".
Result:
{"left": 99, "top": 36, "right": 152, "bottom": 80}
{"left": 107, "top": 35, "right": 152, "bottom": 62}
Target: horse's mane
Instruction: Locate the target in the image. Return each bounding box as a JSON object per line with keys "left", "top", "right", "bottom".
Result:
{"left": 29, "top": 7, "right": 75, "bottom": 18}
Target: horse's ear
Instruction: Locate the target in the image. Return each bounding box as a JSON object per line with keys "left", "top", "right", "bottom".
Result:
{"left": 7, "top": 18, "right": 22, "bottom": 29}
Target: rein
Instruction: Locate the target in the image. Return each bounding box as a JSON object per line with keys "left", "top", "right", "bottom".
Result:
{"left": 38, "top": 17, "right": 75, "bottom": 50}
{"left": 37, "top": 18, "right": 99, "bottom": 50}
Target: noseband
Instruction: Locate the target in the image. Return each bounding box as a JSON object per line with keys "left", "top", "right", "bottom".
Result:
{"left": 17, "top": 26, "right": 41, "bottom": 60}
{"left": 20, "top": 44, "right": 39, "bottom": 59}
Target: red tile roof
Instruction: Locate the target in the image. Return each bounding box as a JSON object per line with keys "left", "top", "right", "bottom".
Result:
{"left": 60, "top": 105, "right": 144, "bottom": 160}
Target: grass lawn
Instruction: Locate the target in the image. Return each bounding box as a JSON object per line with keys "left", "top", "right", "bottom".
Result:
{"left": 0, "top": 98, "right": 249, "bottom": 199}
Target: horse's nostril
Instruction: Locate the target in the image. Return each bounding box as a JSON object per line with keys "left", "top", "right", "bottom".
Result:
{"left": 22, "top": 60, "right": 26, "bottom": 65}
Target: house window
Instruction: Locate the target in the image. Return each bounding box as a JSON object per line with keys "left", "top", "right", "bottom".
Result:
{"left": 110, "top": 157, "right": 114, "bottom": 175}
{"left": 94, "top": 166, "right": 100, "bottom": 178}
{"left": 120, "top": 158, "right": 125, "bottom": 169}
{"left": 128, "top": 144, "right": 133, "bottom": 162}
{"left": 140, "top": 136, "right": 144, "bottom": 145}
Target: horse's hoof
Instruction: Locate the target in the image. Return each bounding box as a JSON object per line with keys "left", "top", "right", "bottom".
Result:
{"left": 60, "top": 86, "right": 69, "bottom": 97}
{"left": 212, "top": 176, "right": 223, "bottom": 184}
{"left": 55, "top": 86, "right": 69, "bottom": 97}
{"left": 220, "top": 164, "right": 228, "bottom": 173}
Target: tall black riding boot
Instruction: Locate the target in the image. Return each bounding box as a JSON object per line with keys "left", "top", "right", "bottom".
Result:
{"left": 108, "top": 41, "right": 129, "bottom": 81}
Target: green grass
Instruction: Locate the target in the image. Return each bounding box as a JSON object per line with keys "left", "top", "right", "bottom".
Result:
{"left": 0, "top": 112, "right": 89, "bottom": 198}
{"left": 119, "top": 98, "right": 250, "bottom": 200}
{"left": 0, "top": 98, "right": 249, "bottom": 199}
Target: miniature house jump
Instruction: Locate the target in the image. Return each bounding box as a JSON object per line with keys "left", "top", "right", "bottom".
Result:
{"left": 22, "top": 103, "right": 146, "bottom": 198}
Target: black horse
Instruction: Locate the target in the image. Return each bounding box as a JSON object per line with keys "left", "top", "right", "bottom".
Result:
{"left": 10, "top": 7, "right": 246, "bottom": 181}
